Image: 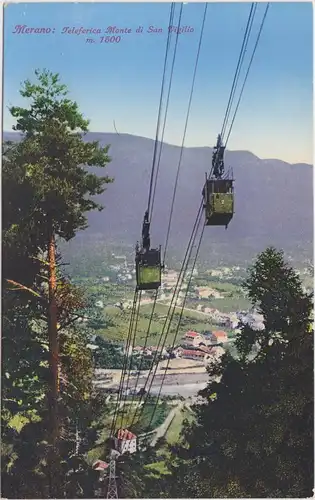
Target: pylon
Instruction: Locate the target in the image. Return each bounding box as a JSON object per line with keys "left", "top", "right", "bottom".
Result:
{"left": 106, "top": 458, "right": 118, "bottom": 499}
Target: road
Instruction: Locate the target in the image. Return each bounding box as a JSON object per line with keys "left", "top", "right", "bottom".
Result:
{"left": 151, "top": 401, "right": 184, "bottom": 446}
{"left": 149, "top": 381, "right": 208, "bottom": 398}
{"left": 142, "top": 298, "right": 215, "bottom": 318}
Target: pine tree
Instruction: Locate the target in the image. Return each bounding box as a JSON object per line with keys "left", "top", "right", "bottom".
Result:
{"left": 152, "top": 248, "right": 313, "bottom": 498}
{"left": 2, "top": 69, "right": 113, "bottom": 498}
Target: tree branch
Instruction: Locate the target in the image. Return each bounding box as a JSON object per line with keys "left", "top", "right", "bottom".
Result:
{"left": 6, "top": 279, "right": 45, "bottom": 302}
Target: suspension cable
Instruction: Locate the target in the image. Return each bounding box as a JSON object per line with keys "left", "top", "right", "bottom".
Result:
{"left": 127, "top": 290, "right": 159, "bottom": 411}
{"left": 114, "top": 4, "right": 176, "bottom": 435}
{"left": 110, "top": 289, "right": 139, "bottom": 437}
{"left": 130, "top": 200, "right": 204, "bottom": 428}
{"left": 118, "top": 291, "right": 142, "bottom": 430}
{"left": 150, "top": 3, "right": 184, "bottom": 217}
{"left": 127, "top": 1, "right": 269, "bottom": 434}
{"left": 224, "top": 3, "right": 270, "bottom": 146}
{"left": 114, "top": 3, "right": 177, "bottom": 435}
{"left": 144, "top": 4, "right": 270, "bottom": 425}
{"left": 128, "top": 4, "right": 208, "bottom": 426}
{"left": 123, "top": 6, "right": 184, "bottom": 421}
{"left": 147, "top": 3, "right": 175, "bottom": 219}
{"left": 147, "top": 220, "right": 205, "bottom": 430}
{"left": 163, "top": 3, "right": 208, "bottom": 266}
{"left": 221, "top": 3, "right": 257, "bottom": 140}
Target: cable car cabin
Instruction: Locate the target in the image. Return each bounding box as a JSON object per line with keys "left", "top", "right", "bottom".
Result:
{"left": 136, "top": 247, "right": 162, "bottom": 290}
{"left": 203, "top": 177, "right": 234, "bottom": 227}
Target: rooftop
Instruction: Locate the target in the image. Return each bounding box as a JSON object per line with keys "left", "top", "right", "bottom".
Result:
{"left": 116, "top": 428, "right": 137, "bottom": 440}
{"left": 93, "top": 460, "right": 109, "bottom": 470}
{"left": 212, "top": 330, "right": 228, "bottom": 337}
{"left": 181, "top": 349, "right": 205, "bottom": 357}
{"left": 185, "top": 330, "right": 200, "bottom": 338}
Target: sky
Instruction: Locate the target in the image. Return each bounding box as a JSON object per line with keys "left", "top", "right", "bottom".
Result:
{"left": 3, "top": 2, "right": 313, "bottom": 164}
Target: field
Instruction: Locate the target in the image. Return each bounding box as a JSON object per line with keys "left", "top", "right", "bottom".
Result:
{"left": 99, "top": 292, "right": 246, "bottom": 346}
{"left": 165, "top": 406, "right": 195, "bottom": 444}
{"left": 101, "top": 302, "right": 221, "bottom": 346}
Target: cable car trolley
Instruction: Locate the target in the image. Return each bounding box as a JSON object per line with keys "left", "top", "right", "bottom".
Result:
{"left": 203, "top": 134, "right": 234, "bottom": 229}
{"left": 135, "top": 211, "right": 162, "bottom": 290}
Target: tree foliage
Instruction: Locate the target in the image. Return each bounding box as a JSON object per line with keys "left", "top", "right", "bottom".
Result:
{"left": 145, "top": 247, "right": 313, "bottom": 498}
{"left": 2, "top": 69, "right": 113, "bottom": 498}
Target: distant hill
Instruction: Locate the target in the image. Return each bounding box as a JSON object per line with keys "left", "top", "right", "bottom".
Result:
{"left": 3, "top": 131, "right": 313, "bottom": 267}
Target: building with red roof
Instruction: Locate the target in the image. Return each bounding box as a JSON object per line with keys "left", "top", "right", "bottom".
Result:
{"left": 185, "top": 330, "right": 199, "bottom": 338}
{"left": 211, "top": 330, "right": 228, "bottom": 343}
{"left": 177, "top": 347, "right": 206, "bottom": 360}
{"left": 92, "top": 460, "right": 109, "bottom": 471}
{"left": 114, "top": 428, "right": 137, "bottom": 454}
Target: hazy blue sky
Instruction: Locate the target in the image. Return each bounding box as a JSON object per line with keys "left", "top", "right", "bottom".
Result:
{"left": 4, "top": 2, "right": 313, "bottom": 164}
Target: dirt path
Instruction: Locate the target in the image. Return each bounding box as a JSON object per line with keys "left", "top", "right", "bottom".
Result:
{"left": 150, "top": 401, "right": 184, "bottom": 446}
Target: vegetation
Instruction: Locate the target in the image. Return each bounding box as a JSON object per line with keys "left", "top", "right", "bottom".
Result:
{"left": 2, "top": 69, "right": 112, "bottom": 498}
{"left": 92, "top": 336, "right": 155, "bottom": 370}
{"left": 135, "top": 247, "right": 313, "bottom": 498}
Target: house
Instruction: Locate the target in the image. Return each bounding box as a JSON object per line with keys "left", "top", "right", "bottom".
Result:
{"left": 114, "top": 429, "right": 137, "bottom": 454}
{"left": 202, "top": 330, "right": 213, "bottom": 337}
{"left": 149, "top": 346, "right": 168, "bottom": 357}
{"left": 198, "top": 345, "right": 214, "bottom": 354}
{"left": 92, "top": 460, "right": 109, "bottom": 471}
{"left": 209, "top": 269, "right": 223, "bottom": 278}
{"left": 184, "top": 330, "right": 199, "bottom": 339}
{"left": 183, "top": 331, "right": 204, "bottom": 347}
{"left": 86, "top": 343, "right": 99, "bottom": 351}
{"left": 177, "top": 347, "right": 206, "bottom": 361}
{"left": 211, "top": 330, "right": 228, "bottom": 344}
{"left": 173, "top": 347, "right": 183, "bottom": 358}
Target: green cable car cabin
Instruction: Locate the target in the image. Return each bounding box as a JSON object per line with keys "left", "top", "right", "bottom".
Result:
{"left": 136, "top": 246, "right": 162, "bottom": 290}
{"left": 202, "top": 175, "right": 234, "bottom": 228}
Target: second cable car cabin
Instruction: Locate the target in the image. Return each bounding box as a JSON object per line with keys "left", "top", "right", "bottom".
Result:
{"left": 135, "top": 246, "right": 162, "bottom": 290}
{"left": 135, "top": 210, "right": 162, "bottom": 290}
{"left": 202, "top": 175, "right": 234, "bottom": 228}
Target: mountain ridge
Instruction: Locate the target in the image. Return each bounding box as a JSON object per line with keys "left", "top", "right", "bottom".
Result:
{"left": 4, "top": 131, "right": 312, "bottom": 167}
{"left": 4, "top": 131, "right": 313, "bottom": 267}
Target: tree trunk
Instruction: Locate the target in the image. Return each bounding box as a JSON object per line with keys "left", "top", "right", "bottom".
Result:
{"left": 48, "top": 231, "right": 60, "bottom": 497}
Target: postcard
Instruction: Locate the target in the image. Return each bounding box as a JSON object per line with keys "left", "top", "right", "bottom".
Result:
{"left": 2, "top": 2, "right": 313, "bottom": 499}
